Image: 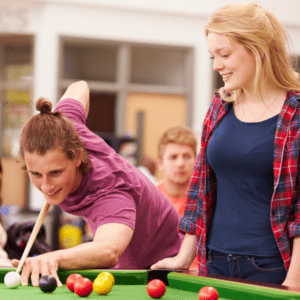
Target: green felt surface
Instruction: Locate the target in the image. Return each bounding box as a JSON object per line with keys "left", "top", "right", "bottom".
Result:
{"left": 0, "top": 284, "right": 198, "bottom": 300}
{"left": 1, "top": 268, "right": 300, "bottom": 299}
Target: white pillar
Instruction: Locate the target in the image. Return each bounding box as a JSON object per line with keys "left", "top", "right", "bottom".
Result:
{"left": 29, "top": 7, "right": 59, "bottom": 210}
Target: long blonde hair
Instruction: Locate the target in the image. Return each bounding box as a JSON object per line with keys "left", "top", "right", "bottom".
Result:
{"left": 205, "top": 2, "right": 300, "bottom": 101}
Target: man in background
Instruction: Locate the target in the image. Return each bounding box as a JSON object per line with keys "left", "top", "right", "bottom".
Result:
{"left": 156, "top": 125, "right": 198, "bottom": 270}
{"left": 156, "top": 125, "right": 197, "bottom": 217}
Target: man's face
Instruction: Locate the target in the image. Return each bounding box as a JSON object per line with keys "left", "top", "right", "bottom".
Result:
{"left": 158, "top": 143, "right": 196, "bottom": 186}
{"left": 25, "top": 148, "right": 82, "bottom": 206}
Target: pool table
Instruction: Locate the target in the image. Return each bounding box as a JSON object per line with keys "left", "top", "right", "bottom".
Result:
{"left": 0, "top": 268, "right": 300, "bottom": 299}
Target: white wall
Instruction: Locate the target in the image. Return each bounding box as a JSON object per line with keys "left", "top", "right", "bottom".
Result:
{"left": 42, "top": 0, "right": 300, "bottom": 26}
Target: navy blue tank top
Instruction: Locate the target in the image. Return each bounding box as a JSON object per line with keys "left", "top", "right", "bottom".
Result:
{"left": 207, "top": 104, "right": 281, "bottom": 256}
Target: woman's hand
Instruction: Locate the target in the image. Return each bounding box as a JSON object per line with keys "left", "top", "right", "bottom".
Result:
{"left": 282, "top": 277, "right": 300, "bottom": 290}
{"left": 151, "top": 234, "right": 197, "bottom": 270}
{"left": 11, "top": 253, "right": 62, "bottom": 287}
{"left": 281, "top": 237, "right": 300, "bottom": 289}
{"left": 151, "top": 255, "right": 188, "bottom": 270}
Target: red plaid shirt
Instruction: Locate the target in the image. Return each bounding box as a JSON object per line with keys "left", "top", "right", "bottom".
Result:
{"left": 179, "top": 91, "right": 300, "bottom": 275}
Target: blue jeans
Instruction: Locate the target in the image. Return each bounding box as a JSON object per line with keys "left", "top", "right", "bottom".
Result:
{"left": 206, "top": 250, "right": 287, "bottom": 285}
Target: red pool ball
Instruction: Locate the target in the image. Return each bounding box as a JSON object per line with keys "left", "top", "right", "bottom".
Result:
{"left": 198, "top": 286, "right": 219, "bottom": 300}
{"left": 74, "top": 277, "right": 93, "bottom": 297}
{"left": 66, "top": 273, "right": 83, "bottom": 292}
{"left": 146, "top": 279, "right": 166, "bottom": 298}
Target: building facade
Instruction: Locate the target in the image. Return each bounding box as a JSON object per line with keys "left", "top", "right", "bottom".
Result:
{"left": 1, "top": 0, "right": 300, "bottom": 209}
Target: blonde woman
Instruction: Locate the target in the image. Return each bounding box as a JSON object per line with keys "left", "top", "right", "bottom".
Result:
{"left": 152, "top": 2, "right": 300, "bottom": 288}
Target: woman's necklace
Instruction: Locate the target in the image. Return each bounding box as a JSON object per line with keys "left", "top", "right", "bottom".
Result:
{"left": 242, "top": 91, "right": 280, "bottom": 123}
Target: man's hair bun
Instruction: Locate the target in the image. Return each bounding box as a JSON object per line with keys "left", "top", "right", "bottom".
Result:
{"left": 36, "top": 98, "right": 52, "bottom": 114}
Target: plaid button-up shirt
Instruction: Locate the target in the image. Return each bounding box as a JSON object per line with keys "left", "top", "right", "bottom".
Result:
{"left": 179, "top": 91, "right": 300, "bottom": 275}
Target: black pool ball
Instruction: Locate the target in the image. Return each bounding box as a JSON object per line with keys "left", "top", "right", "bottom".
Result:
{"left": 39, "top": 275, "right": 57, "bottom": 293}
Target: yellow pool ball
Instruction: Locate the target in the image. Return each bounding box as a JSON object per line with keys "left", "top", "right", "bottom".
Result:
{"left": 97, "top": 272, "right": 115, "bottom": 285}
{"left": 93, "top": 275, "right": 114, "bottom": 295}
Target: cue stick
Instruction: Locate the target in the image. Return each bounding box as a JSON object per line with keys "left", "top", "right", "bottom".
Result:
{"left": 16, "top": 202, "right": 51, "bottom": 274}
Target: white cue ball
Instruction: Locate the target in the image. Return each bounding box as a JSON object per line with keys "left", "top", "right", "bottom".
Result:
{"left": 4, "top": 271, "right": 21, "bottom": 288}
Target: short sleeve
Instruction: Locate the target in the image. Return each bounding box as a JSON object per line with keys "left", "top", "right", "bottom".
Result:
{"left": 55, "top": 99, "right": 86, "bottom": 125}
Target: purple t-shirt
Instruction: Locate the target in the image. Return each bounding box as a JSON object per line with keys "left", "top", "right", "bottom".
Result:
{"left": 55, "top": 99, "right": 184, "bottom": 269}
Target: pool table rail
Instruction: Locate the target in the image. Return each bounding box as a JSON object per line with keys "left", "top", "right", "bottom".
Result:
{"left": 168, "top": 272, "right": 300, "bottom": 300}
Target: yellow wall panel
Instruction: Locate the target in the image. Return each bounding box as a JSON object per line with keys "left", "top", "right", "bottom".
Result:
{"left": 126, "top": 92, "right": 186, "bottom": 180}
{"left": 1, "top": 158, "right": 27, "bottom": 208}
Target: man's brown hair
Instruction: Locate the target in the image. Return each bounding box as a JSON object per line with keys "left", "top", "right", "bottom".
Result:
{"left": 157, "top": 125, "right": 197, "bottom": 159}
{"left": 19, "top": 98, "right": 91, "bottom": 173}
